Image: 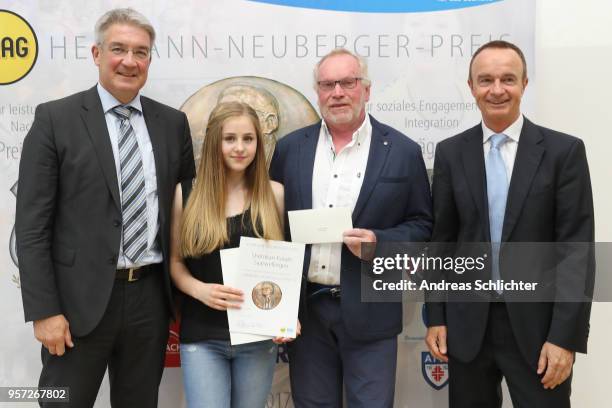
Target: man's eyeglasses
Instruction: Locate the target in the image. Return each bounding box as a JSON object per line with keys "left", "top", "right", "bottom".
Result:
{"left": 106, "top": 44, "right": 151, "bottom": 61}
{"left": 317, "top": 77, "right": 364, "bottom": 92}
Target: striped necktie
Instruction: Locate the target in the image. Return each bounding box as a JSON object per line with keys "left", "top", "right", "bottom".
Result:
{"left": 486, "top": 133, "right": 509, "bottom": 293}
{"left": 112, "top": 105, "right": 148, "bottom": 262}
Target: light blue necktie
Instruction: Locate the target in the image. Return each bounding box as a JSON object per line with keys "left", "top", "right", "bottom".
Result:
{"left": 486, "top": 133, "right": 508, "bottom": 293}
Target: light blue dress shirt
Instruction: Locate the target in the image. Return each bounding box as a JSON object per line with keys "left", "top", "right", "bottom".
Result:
{"left": 97, "top": 83, "right": 162, "bottom": 268}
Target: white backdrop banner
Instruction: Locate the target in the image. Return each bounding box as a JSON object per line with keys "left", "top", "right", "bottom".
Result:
{"left": 0, "top": 1, "right": 534, "bottom": 407}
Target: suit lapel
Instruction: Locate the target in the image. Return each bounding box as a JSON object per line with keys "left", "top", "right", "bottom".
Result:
{"left": 298, "top": 123, "right": 320, "bottom": 209}
{"left": 460, "top": 126, "right": 489, "bottom": 240}
{"left": 81, "top": 86, "right": 121, "bottom": 210}
{"left": 502, "top": 118, "right": 544, "bottom": 242}
{"left": 352, "top": 118, "right": 391, "bottom": 223}
{"left": 141, "top": 97, "right": 169, "bottom": 223}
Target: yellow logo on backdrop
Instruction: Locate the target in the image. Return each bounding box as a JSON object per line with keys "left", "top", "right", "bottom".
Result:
{"left": 0, "top": 10, "right": 38, "bottom": 85}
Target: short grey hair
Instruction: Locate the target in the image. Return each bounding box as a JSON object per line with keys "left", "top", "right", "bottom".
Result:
{"left": 94, "top": 8, "right": 155, "bottom": 46}
{"left": 313, "top": 48, "right": 371, "bottom": 89}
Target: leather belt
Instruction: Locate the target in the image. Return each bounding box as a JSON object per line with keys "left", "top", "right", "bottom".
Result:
{"left": 116, "top": 263, "right": 159, "bottom": 282}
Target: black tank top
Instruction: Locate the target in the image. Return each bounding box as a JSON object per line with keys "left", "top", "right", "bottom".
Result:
{"left": 179, "top": 179, "right": 257, "bottom": 343}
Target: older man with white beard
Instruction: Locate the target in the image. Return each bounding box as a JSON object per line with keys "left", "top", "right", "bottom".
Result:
{"left": 270, "top": 48, "right": 433, "bottom": 408}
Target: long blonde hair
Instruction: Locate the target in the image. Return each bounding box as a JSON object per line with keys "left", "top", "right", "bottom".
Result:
{"left": 180, "top": 101, "right": 283, "bottom": 257}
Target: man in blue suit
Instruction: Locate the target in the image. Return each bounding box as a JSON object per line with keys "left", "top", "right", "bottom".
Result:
{"left": 270, "top": 48, "right": 433, "bottom": 408}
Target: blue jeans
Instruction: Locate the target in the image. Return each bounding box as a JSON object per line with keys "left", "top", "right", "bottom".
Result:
{"left": 180, "top": 339, "right": 277, "bottom": 408}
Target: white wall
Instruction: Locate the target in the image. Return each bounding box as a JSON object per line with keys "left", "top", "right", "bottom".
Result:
{"left": 536, "top": 1, "right": 612, "bottom": 405}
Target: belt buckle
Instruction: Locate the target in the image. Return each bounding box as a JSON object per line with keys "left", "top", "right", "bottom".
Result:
{"left": 127, "top": 267, "right": 139, "bottom": 282}
{"left": 330, "top": 287, "right": 341, "bottom": 298}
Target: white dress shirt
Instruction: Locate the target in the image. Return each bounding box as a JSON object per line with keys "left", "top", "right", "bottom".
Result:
{"left": 308, "top": 115, "right": 372, "bottom": 285}
{"left": 97, "top": 83, "right": 161, "bottom": 268}
{"left": 482, "top": 114, "right": 524, "bottom": 180}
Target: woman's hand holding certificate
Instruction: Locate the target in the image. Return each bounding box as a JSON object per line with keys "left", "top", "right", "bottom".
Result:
{"left": 221, "top": 238, "right": 305, "bottom": 341}
{"left": 193, "top": 282, "right": 244, "bottom": 311}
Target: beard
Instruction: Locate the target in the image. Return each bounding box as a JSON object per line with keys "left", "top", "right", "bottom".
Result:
{"left": 321, "top": 101, "right": 363, "bottom": 126}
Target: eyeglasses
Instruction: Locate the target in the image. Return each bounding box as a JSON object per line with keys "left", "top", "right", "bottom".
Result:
{"left": 317, "top": 77, "right": 364, "bottom": 92}
{"left": 106, "top": 44, "right": 151, "bottom": 61}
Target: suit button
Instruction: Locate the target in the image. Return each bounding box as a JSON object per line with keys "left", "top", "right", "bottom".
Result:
{"left": 113, "top": 220, "right": 121, "bottom": 227}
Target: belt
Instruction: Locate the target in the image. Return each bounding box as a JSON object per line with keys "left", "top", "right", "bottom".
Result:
{"left": 116, "top": 263, "right": 159, "bottom": 282}
{"left": 307, "top": 282, "right": 341, "bottom": 299}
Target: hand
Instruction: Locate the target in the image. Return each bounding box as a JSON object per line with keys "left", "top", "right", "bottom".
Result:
{"left": 425, "top": 325, "right": 448, "bottom": 362}
{"left": 273, "top": 319, "right": 301, "bottom": 344}
{"left": 343, "top": 228, "right": 377, "bottom": 260}
{"left": 33, "top": 314, "right": 74, "bottom": 356}
{"left": 194, "top": 282, "right": 243, "bottom": 311}
{"left": 537, "top": 342, "right": 574, "bottom": 389}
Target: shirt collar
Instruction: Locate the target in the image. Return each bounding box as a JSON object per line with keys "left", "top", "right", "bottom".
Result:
{"left": 97, "top": 83, "right": 142, "bottom": 115}
{"left": 482, "top": 114, "right": 523, "bottom": 145}
{"left": 321, "top": 113, "right": 371, "bottom": 148}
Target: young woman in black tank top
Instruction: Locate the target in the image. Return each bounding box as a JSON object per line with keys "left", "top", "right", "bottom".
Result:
{"left": 169, "top": 102, "right": 295, "bottom": 408}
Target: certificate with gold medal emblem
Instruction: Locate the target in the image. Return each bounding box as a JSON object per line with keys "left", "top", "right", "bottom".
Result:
{"left": 222, "top": 237, "right": 304, "bottom": 339}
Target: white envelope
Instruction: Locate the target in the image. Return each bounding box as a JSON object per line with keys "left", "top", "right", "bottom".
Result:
{"left": 288, "top": 207, "right": 353, "bottom": 244}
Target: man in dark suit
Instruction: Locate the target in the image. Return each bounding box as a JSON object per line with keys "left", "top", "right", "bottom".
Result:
{"left": 425, "top": 40, "right": 594, "bottom": 407}
{"left": 16, "top": 8, "right": 195, "bottom": 407}
{"left": 270, "top": 48, "right": 432, "bottom": 408}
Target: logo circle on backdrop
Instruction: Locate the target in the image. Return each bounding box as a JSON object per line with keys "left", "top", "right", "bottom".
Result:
{"left": 0, "top": 10, "right": 38, "bottom": 85}
{"left": 180, "top": 76, "right": 319, "bottom": 167}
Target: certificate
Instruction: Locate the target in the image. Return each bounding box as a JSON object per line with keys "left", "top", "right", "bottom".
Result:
{"left": 224, "top": 237, "right": 304, "bottom": 338}
{"left": 220, "top": 248, "right": 273, "bottom": 345}
{"left": 288, "top": 207, "right": 353, "bottom": 244}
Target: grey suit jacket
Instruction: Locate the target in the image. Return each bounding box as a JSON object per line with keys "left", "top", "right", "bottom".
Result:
{"left": 16, "top": 86, "right": 195, "bottom": 336}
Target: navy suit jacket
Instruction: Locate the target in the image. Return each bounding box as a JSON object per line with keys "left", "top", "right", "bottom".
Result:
{"left": 270, "top": 116, "right": 432, "bottom": 341}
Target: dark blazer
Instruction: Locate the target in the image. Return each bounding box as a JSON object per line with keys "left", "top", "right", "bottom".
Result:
{"left": 16, "top": 86, "right": 195, "bottom": 337}
{"left": 270, "top": 116, "right": 433, "bottom": 342}
{"left": 426, "top": 117, "right": 594, "bottom": 369}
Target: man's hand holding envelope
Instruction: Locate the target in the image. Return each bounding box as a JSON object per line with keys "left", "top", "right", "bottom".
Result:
{"left": 288, "top": 207, "right": 376, "bottom": 260}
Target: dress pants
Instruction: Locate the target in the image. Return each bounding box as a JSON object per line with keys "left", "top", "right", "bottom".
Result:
{"left": 38, "top": 266, "right": 169, "bottom": 408}
{"left": 448, "top": 302, "right": 572, "bottom": 408}
{"left": 289, "top": 292, "right": 397, "bottom": 408}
